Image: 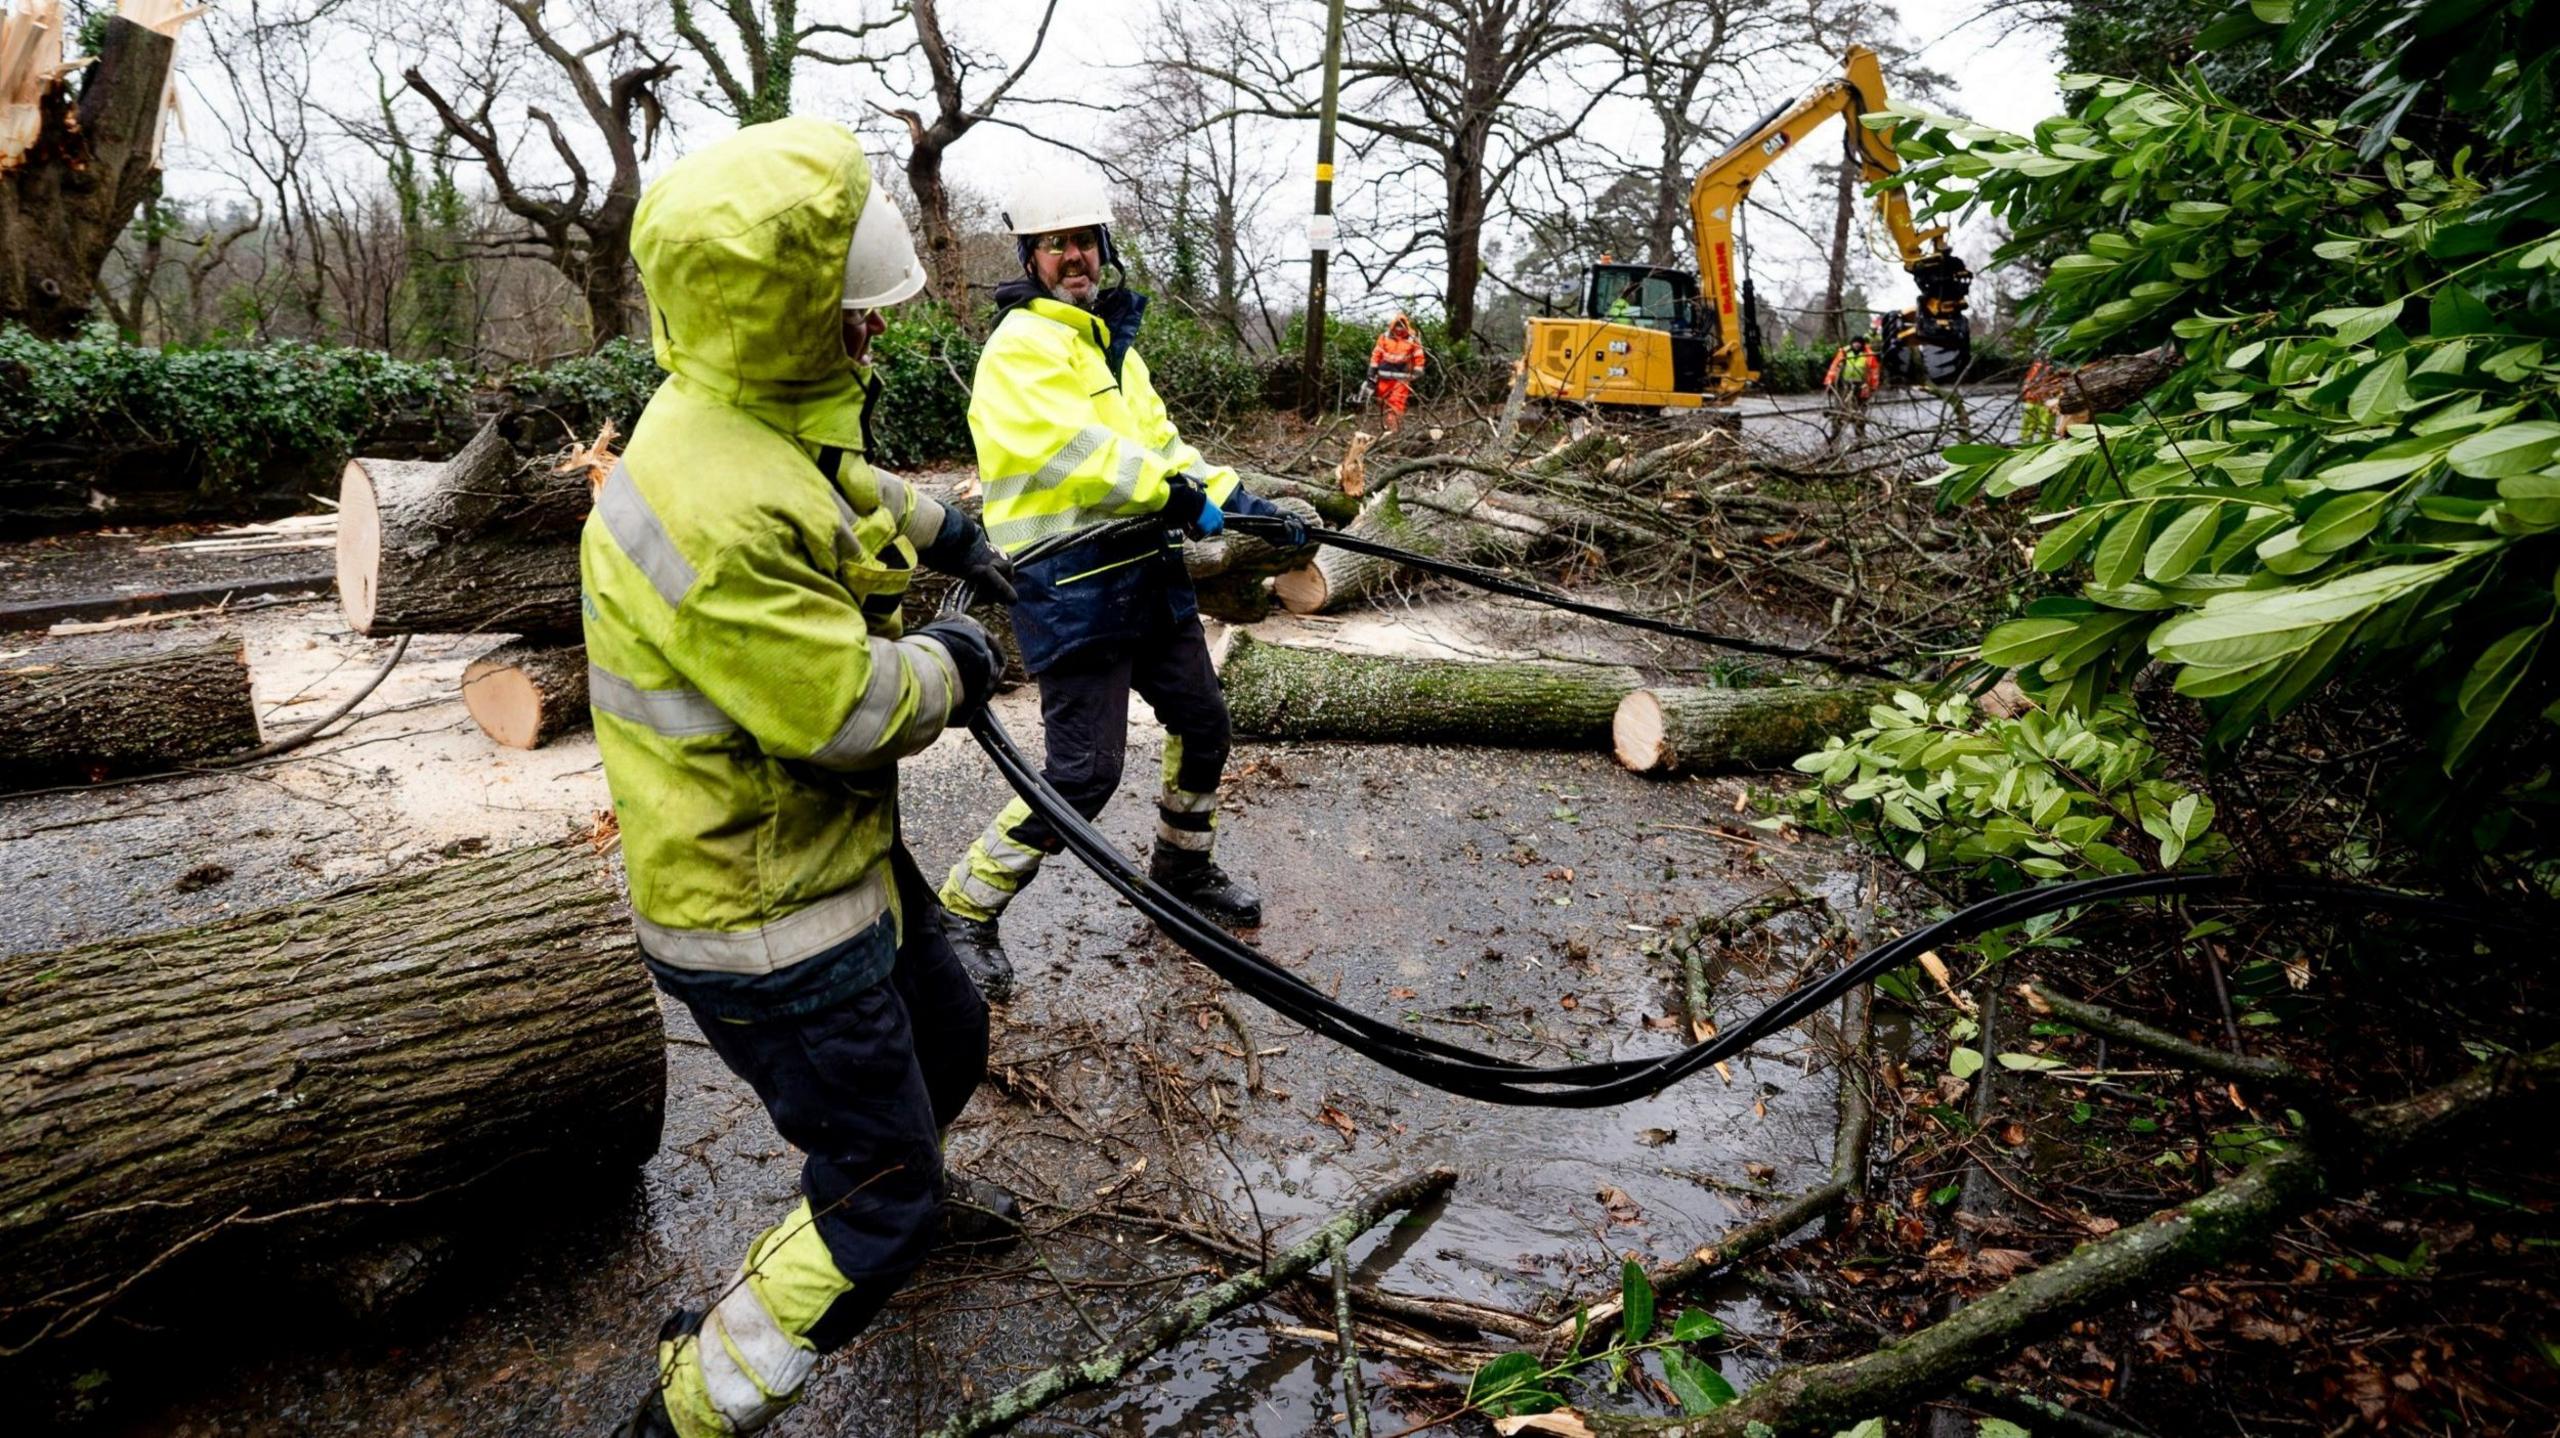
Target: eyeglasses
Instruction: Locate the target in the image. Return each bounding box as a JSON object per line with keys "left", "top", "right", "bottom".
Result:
{"left": 1031, "top": 230, "right": 1102, "bottom": 256}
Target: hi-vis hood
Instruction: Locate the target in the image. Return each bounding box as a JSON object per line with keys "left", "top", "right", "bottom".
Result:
{"left": 631, "top": 117, "right": 871, "bottom": 447}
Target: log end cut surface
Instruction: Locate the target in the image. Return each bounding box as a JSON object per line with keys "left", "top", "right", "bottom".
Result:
{"left": 1271, "top": 565, "right": 1329, "bottom": 615}
{"left": 461, "top": 641, "right": 590, "bottom": 750}
{"left": 335, "top": 458, "right": 383, "bottom": 635}
{"left": 1613, "top": 689, "right": 1670, "bottom": 771}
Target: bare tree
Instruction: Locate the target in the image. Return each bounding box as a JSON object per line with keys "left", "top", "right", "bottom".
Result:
{"left": 668, "top": 0, "right": 910, "bottom": 126}
{"left": 1124, "top": 2, "right": 1295, "bottom": 343}
{"left": 1175, "top": 0, "right": 1629, "bottom": 341}
{"left": 1593, "top": 0, "right": 1797, "bottom": 267}
{"left": 404, "top": 1, "right": 675, "bottom": 347}
{"left": 872, "top": 0, "right": 1061, "bottom": 310}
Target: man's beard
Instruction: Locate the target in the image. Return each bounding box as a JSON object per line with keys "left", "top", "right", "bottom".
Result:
{"left": 1049, "top": 265, "right": 1099, "bottom": 310}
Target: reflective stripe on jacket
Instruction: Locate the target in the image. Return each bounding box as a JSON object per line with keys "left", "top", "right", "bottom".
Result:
{"left": 971, "top": 291, "right": 1278, "bottom": 672}
{"left": 581, "top": 117, "right": 959, "bottom": 1004}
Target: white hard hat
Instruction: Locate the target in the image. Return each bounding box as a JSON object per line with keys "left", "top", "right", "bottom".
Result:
{"left": 842, "top": 195, "right": 927, "bottom": 309}
{"left": 999, "top": 164, "right": 1114, "bottom": 237}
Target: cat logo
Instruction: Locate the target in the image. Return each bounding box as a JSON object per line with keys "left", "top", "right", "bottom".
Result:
{"left": 1608, "top": 340, "right": 1630, "bottom": 354}
{"left": 1760, "top": 132, "right": 1790, "bottom": 157}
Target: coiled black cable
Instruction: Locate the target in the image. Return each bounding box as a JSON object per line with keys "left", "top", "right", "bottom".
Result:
{"left": 942, "top": 516, "right": 2518, "bottom": 1107}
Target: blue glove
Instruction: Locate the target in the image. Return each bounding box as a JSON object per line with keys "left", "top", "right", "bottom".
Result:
{"left": 1162, "top": 474, "right": 1225, "bottom": 538}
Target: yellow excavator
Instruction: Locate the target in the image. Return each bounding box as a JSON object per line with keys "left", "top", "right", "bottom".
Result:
{"left": 1523, "top": 45, "right": 1973, "bottom": 412}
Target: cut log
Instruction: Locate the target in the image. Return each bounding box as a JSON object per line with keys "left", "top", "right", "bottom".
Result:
{"left": 0, "top": 843, "right": 664, "bottom": 1353}
{"left": 0, "top": 631, "right": 258, "bottom": 789}
{"left": 1613, "top": 684, "right": 1887, "bottom": 774}
{"left": 1273, "top": 479, "right": 1534, "bottom": 616}
{"left": 2053, "top": 343, "right": 2181, "bottom": 420}
{"left": 461, "top": 639, "right": 592, "bottom": 750}
{"left": 1185, "top": 495, "right": 1323, "bottom": 624}
{"left": 337, "top": 420, "right": 592, "bottom": 639}
{"left": 1222, "top": 630, "right": 1640, "bottom": 748}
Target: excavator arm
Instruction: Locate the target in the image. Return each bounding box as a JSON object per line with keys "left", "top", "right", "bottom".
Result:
{"left": 1690, "top": 45, "right": 1972, "bottom": 397}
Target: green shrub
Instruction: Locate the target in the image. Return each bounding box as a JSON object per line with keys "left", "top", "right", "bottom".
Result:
{"left": 1789, "top": 689, "right": 2225, "bottom": 883}
{"left": 504, "top": 336, "right": 664, "bottom": 437}
{"left": 0, "top": 324, "right": 467, "bottom": 492}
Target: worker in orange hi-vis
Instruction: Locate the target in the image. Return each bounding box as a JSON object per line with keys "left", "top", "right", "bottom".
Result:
{"left": 1367, "top": 313, "right": 1428, "bottom": 434}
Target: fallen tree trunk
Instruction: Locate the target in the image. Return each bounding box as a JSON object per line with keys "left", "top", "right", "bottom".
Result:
{"left": 1613, "top": 685, "right": 1886, "bottom": 774}
{"left": 1531, "top": 1043, "right": 2560, "bottom": 1437}
{"left": 337, "top": 420, "right": 591, "bottom": 639}
{"left": 0, "top": 843, "right": 665, "bottom": 1354}
{"left": 923, "top": 1167, "right": 1457, "bottom": 1438}
{"left": 1221, "top": 631, "right": 1639, "bottom": 748}
{"left": 1185, "top": 495, "right": 1324, "bottom": 624}
{"left": 0, "top": 631, "right": 258, "bottom": 789}
{"left": 1273, "top": 480, "right": 1535, "bottom": 616}
{"left": 461, "top": 639, "right": 591, "bottom": 750}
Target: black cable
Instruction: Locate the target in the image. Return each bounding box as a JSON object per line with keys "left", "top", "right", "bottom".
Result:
{"left": 1225, "top": 513, "right": 1903, "bottom": 678}
{"left": 944, "top": 520, "right": 2522, "bottom": 1106}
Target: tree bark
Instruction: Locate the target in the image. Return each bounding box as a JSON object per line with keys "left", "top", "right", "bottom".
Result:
{"left": 0, "top": 631, "right": 258, "bottom": 790}
{"left": 461, "top": 639, "right": 592, "bottom": 750}
{"left": 0, "top": 843, "right": 665, "bottom": 1354}
{"left": 1271, "top": 480, "right": 1535, "bottom": 616}
{"left": 1613, "top": 685, "right": 1886, "bottom": 774}
{"left": 922, "top": 1167, "right": 1457, "bottom": 1438}
{"left": 1222, "top": 631, "right": 1640, "bottom": 748}
{"left": 336, "top": 419, "right": 591, "bottom": 638}
{"left": 0, "top": 20, "right": 174, "bottom": 338}
{"left": 2054, "top": 344, "right": 2181, "bottom": 420}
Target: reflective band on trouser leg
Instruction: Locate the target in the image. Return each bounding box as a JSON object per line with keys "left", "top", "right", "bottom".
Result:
{"left": 661, "top": 1199, "right": 847, "bottom": 1437}
{"left": 939, "top": 797, "right": 1048, "bottom": 921}
{"left": 1157, "top": 736, "right": 1220, "bottom": 853}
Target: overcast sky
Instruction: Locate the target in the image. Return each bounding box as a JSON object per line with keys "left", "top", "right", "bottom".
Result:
{"left": 152, "top": 0, "right": 2062, "bottom": 327}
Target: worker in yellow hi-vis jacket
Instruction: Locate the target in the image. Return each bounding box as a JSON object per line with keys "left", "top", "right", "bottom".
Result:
{"left": 587, "top": 119, "right": 1024, "bottom": 1438}
{"left": 934, "top": 163, "right": 1314, "bottom": 1000}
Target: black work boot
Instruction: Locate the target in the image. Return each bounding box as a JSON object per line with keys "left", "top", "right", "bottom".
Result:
{"left": 1150, "top": 847, "right": 1263, "bottom": 928}
{"left": 942, "top": 909, "right": 1015, "bottom": 1004}
{"left": 610, "top": 1309, "right": 698, "bottom": 1438}
{"left": 940, "top": 1173, "right": 1025, "bottom": 1252}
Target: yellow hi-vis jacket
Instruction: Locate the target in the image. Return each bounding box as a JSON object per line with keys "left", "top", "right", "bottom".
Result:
{"left": 580, "top": 117, "right": 959, "bottom": 1009}
{"left": 970, "top": 291, "right": 1269, "bottom": 670}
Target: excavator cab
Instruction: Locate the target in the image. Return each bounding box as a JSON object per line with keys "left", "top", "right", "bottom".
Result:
{"left": 1521, "top": 263, "right": 1719, "bottom": 409}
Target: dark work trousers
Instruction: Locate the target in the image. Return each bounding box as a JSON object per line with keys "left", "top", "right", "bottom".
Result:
{"left": 1011, "top": 617, "right": 1232, "bottom": 853}
{"left": 679, "top": 844, "right": 989, "bottom": 1352}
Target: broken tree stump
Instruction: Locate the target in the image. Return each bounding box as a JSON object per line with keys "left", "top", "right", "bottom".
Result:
{"left": 1272, "top": 479, "right": 1536, "bottom": 616}
{"left": 0, "top": 17, "right": 178, "bottom": 338}
{"left": 336, "top": 420, "right": 591, "bottom": 639}
{"left": 460, "top": 638, "right": 591, "bottom": 750}
{"left": 1222, "top": 631, "right": 1640, "bottom": 748}
{"left": 1612, "top": 684, "right": 1886, "bottom": 774}
{"left": 0, "top": 630, "right": 258, "bottom": 789}
{"left": 0, "top": 843, "right": 664, "bottom": 1353}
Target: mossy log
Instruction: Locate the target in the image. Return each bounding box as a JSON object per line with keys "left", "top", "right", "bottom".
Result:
{"left": 922, "top": 1167, "right": 1456, "bottom": 1438}
{"left": 1221, "top": 631, "right": 1639, "bottom": 748}
{"left": 1613, "top": 685, "right": 1887, "bottom": 774}
{"left": 1272, "top": 479, "right": 1534, "bottom": 615}
{"left": 460, "top": 639, "right": 591, "bottom": 750}
{"left": 337, "top": 420, "right": 591, "bottom": 638}
{"left": 0, "top": 844, "right": 665, "bottom": 1352}
{"left": 0, "top": 631, "right": 258, "bottom": 790}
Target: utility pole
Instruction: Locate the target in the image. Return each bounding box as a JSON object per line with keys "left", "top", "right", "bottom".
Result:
{"left": 1297, "top": 0, "right": 1347, "bottom": 419}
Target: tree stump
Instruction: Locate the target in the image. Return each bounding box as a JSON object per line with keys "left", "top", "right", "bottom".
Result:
{"left": 1221, "top": 631, "right": 1641, "bottom": 748}
{"left": 0, "top": 631, "right": 258, "bottom": 790}
{"left": 1612, "top": 684, "right": 1887, "bottom": 774}
{"left": 0, "top": 19, "right": 176, "bottom": 337}
{"left": 0, "top": 843, "right": 665, "bottom": 1351}
{"left": 337, "top": 420, "right": 591, "bottom": 639}
{"left": 460, "top": 639, "right": 591, "bottom": 749}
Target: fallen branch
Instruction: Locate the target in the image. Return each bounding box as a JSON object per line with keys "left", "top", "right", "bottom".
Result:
{"left": 1222, "top": 632, "right": 1642, "bottom": 749}
{"left": 1536, "top": 1179, "right": 1851, "bottom": 1360}
{"left": 1333, "top": 1237, "right": 1373, "bottom": 1438}
{"left": 1531, "top": 1043, "right": 2560, "bottom": 1435}
{"left": 925, "top": 1167, "right": 1458, "bottom": 1438}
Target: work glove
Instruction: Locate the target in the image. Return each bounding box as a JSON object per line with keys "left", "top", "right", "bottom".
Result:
{"left": 913, "top": 615, "right": 999, "bottom": 721}
{"left": 918, "top": 507, "right": 1018, "bottom": 605}
{"left": 1161, "top": 473, "right": 1224, "bottom": 538}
